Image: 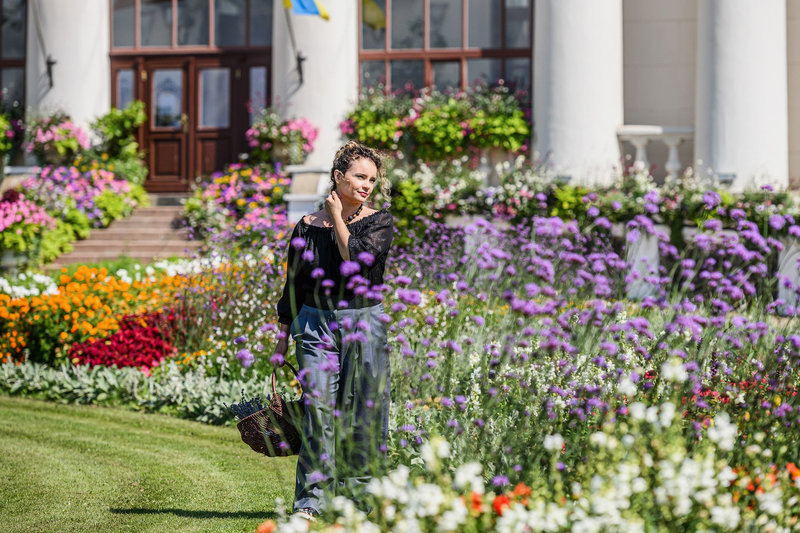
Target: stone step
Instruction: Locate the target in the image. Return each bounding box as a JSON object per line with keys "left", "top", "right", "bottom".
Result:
{"left": 88, "top": 227, "right": 192, "bottom": 238}
{"left": 47, "top": 249, "right": 201, "bottom": 268}
{"left": 103, "top": 218, "right": 184, "bottom": 229}
{"left": 67, "top": 240, "right": 202, "bottom": 253}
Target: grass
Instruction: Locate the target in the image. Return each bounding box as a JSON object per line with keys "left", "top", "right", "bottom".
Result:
{"left": 0, "top": 395, "right": 295, "bottom": 533}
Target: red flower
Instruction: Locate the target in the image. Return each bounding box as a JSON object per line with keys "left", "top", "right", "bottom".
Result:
{"left": 493, "top": 494, "right": 511, "bottom": 516}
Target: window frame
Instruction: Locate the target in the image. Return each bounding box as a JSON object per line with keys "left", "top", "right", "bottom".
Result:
{"left": 0, "top": 0, "right": 27, "bottom": 108}
{"left": 109, "top": 0, "right": 271, "bottom": 54}
{"left": 357, "top": 0, "right": 532, "bottom": 92}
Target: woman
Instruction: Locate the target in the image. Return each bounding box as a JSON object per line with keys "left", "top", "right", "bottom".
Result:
{"left": 274, "top": 141, "right": 394, "bottom": 521}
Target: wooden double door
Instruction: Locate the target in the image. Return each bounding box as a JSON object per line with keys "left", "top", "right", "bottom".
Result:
{"left": 111, "top": 55, "right": 268, "bottom": 192}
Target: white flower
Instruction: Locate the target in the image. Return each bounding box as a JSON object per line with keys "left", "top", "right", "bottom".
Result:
{"left": 711, "top": 494, "right": 740, "bottom": 528}
{"left": 632, "top": 477, "right": 647, "bottom": 493}
{"left": 707, "top": 412, "right": 737, "bottom": 451}
{"left": 757, "top": 490, "right": 783, "bottom": 516}
{"left": 437, "top": 498, "right": 467, "bottom": 532}
{"left": 660, "top": 358, "right": 688, "bottom": 382}
{"left": 629, "top": 402, "right": 646, "bottom": 421}
{"left": 618, "top": 377, "right": 637, "bottom": 397}
{"left": 453, "top": 462, "right": 484, "bottom": 494}
{"left": 543, "top": 433, "right": 564, "bottom": 452}
{"left": 407, "top": 483, "right": 445, "bottom": 517}
{"left": 590, "top": 432, "right": 608, "bottom": 448}
{"left": 659, "top": 402, "right": 676, "bottom": 427}
{"left": 421, "top": 436, "right": 451, "bottom": 467}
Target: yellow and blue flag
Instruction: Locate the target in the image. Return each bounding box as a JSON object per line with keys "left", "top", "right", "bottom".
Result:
{"left": 283, "top": 0, "right": 329, "bottom": 20}
{"left": 363, "top": 0, "right": 385, "bottom": 30}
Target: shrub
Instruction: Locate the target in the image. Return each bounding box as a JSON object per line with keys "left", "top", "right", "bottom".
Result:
{"left": 342, "top": 84, "right": 531, "bottom": 163}
{"left": 21, "top": 166, "right": 148, "bottom": 229}
{"left": 88, "top": 100, "right": 148, "bottom": 185}
{"left": 0, "top": 190, "right": 56, "bottom": 257}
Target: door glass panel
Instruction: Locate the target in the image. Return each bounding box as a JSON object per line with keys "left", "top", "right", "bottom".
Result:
{"left": 505, "top": 0, "right": 531, "bottom": 49}
{"left": 117, "top": 69, "right": 135, "bottom": 109}
{"left": 361, "top": 60, "right": 385, "bottom": 89}
{"left": 141, "top": 0, "right": 173, "bottom": 47}
{"left": 200, "top": 68, "right": 230, "bottom": 128}
{"left": 391, "top": 0, "right": 423, "bottom": 49}
{"left": 249, "top": 66, "right": 267, "bottom": 124}
{"left": 112, "top": 0, "right": 135, "bottom": 47}
{"left": 250, "top": 0, "right": 272, "bottom": 46}
{"left": 215, "top": 0, "right": 246, "bottom": 47}
{"left": 2, "top": 0, "right": 26, "bottom": 58}
{"left": 1, "top": 67, "right": 23, "bottom": 106}
{"left": 429, "top": 0, "right": 461, "bottom": 49}
{"left": 361, "top": 0, "right": 386, "bottom": 50}
{"left": 390, "top": 60, "right": 424, "bottom": 93}
{"left": 152, "top": 69, "right": 183, "bottom": 128}
{"left": 432, "top": 61, "right": 460, "bottom": 90}
{"left": 178, "top": 0, "right": 209, "bottom": 46}
{"left": 505, "top": 57, "right": 531, "bottom": 94}
{"left": 466, "top": 58, "right": 501, "bottom": 87}
{"left": 468, "top": 0, "right": 500, "bottom": 48}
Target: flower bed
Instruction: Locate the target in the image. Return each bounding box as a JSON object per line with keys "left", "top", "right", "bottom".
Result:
{"left": 0, "top": 165, "right": 149, "bottom": 267}
{"left": 392, "top": 159, "right": 800, "bottom": 244}
{"left": 0, "top": 265, "right": 185, "bottom": 365}
{"left": 182, "top": 164, "right": 292, "bottom": 249}
{"left": 2, "top": 199, "right": 800, "bottom": 528}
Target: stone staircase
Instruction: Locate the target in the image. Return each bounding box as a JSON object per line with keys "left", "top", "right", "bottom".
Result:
{"left": 46, "top": 198, "right": 203, "bottom": 270}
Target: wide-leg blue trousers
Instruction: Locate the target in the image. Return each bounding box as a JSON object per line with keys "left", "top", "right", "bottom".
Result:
{"left": 290, "top": 303, "right": 390, "bottom": 514}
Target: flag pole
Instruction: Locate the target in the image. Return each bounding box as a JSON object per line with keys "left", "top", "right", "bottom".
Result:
{"left": 283, "top": 7, "right": 306, "bottom": 86}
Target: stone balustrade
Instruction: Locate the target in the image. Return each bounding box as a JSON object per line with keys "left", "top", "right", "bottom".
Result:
{"left": 617, "top": 125, "right": 694, "bottom": 181}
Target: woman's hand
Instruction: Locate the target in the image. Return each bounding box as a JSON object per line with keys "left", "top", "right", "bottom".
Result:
{"left": 271, "top": 327, "right": 290, "bottom": 366}
{"left": 324, "top": 190, "right": 343, "bottom": 220}
{"left": 272, "top": 338, "right": 288, "bottom": 366}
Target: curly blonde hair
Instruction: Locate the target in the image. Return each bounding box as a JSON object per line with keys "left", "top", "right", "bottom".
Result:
{"left": 330, "top": 141, "right": 391, "bottom": 208}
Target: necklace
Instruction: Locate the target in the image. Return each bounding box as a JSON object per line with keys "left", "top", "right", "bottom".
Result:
{"left": 344, "top": 203, "right": 363, "bottom": 224}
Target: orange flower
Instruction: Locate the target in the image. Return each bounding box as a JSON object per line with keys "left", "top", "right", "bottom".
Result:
{"left": 787, "top": 462, "right": 800, "bottom": 481}
{"left": 254, "top": 520, "right": 276, "bottom": 533}
{"left": 469, "top": 491, "right": 483, "bottom": 513}
{"left": 493, "top": 494, "right": 511, "bottom": 515}
{"left": 512, "top": 482, "right": 532, "bottom": 498}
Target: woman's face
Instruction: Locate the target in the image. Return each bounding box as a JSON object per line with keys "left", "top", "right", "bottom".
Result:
{"left": 335, "top": 157, "right": 378, "bottom": 205}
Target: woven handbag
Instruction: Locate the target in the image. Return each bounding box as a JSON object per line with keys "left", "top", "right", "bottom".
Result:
{"left": 236, "top": 363, "right": 305, "bottom": 457}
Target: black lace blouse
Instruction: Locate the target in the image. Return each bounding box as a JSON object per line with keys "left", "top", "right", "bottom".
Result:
{"left": 276, "top": 209, "right": 394, "bottom": 325}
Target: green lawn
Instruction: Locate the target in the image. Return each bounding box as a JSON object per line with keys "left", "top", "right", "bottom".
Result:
{"left": 0, "top": 396, "right": 295, "bottom": 533}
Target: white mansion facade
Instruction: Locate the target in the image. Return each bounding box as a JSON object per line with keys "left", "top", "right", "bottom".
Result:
{"left": 4, "top": 0, "right": 799, "bottom": 191}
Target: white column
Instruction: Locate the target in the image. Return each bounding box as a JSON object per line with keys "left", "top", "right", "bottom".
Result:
{"left": 26, "top": 0, "right": 110, "bottom": 133}
{"left": 272, "top": 1, "right": 358, "bottom": 168}
{"left": 694, "top": 0, "right": 788, "bottom": 191}
{"left": 533, "top": 0, "right": 623, "bottom": 187}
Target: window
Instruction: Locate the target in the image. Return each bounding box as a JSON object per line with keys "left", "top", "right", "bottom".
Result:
{"left": 111, "top": 0, "right": 272, "bottom": 49}
{"left": 359, "top": 0, "right": 531, "bottom": 94}
{"left": 0, "top": 0, "right": 26, "bottom": 108}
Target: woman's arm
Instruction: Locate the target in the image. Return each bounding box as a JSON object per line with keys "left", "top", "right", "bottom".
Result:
{"left": 272, "top": 323, "right": 291, "bottom": 365}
